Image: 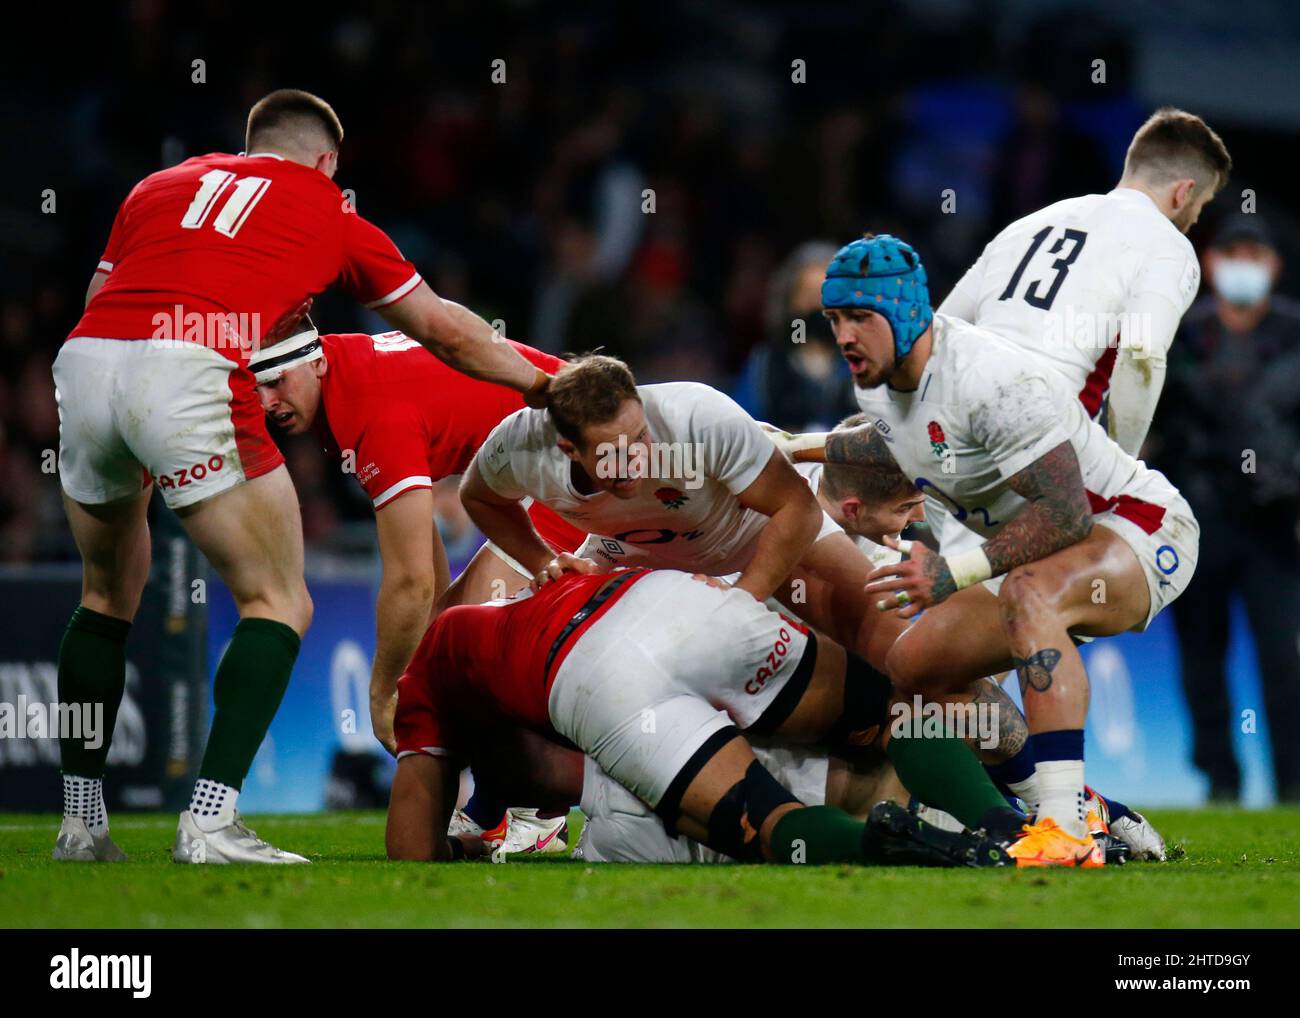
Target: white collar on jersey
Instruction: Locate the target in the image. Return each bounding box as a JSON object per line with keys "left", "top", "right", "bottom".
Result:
{"left": 242, "top": 151, "right": 287, "bottom": 160}
{"left": 1109, "top": 186, "right": 1161, "bottom": 212}
{"left": 247, "top": 325, "right": 324, "bottom": 383}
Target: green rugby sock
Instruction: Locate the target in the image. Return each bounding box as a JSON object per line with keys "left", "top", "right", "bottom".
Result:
{"left": 57, "top": 606, "right": 130, "bottom": 778}
{"left": 769, "top": 805, "right": 867, "bottom": 865}
{"left": 197, "top": 618, "right": 300, "bottom": 790}
{"left": 887, "top": 733, "right": 1011, "bottom": 830}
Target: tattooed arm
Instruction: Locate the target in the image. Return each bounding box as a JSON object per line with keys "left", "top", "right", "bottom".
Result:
{"left": 863, "top": 441, "right": 1092, "bottom": 615}
{"left": 980, "top": 440, "right": 1093, "bottom": 577}
{"left": 823, "top": 421, "right": 903, "bottom": 472}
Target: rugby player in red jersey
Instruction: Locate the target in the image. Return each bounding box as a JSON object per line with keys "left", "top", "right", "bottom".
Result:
{"left": 385, "top": 568, "right": 1026, "bottom": 866}
{"left": 51, "top": 89, "right": 554, "bottom": 865}
{"left": 248, "top": 321, "right": 584, "bottom": 752}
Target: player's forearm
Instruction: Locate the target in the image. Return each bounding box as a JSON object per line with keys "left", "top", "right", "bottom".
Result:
{"left": 463, "top": 497, "right": 554, "bottom": 577}
{"left": 824, "top": 422, "right": 899, "bottom": 471}
{"left": 1107, "top": 352, "right": 1166, "bottom": 458}
{"left": 735, "top": 503, "right": 822, "bottom": 601}
{"left": 371, "top": 574, "right": 435, "bottom": 703}
{"left": 980, "top": 440, "right": 1092, "bottom": 577}
{"left": 428, "top": 300, "right": 546, "bottom": 395}
{"left": 979, "top": 494, "right": 1092, "bottom": 578}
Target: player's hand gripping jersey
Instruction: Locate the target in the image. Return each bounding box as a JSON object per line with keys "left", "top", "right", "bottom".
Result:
{"left": 938, "top": 189, "right": 1201, "bottom": 457}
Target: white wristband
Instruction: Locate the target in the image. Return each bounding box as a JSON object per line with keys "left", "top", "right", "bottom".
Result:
{"left": 946, "top": 546, "right": 993, "bottom": 590}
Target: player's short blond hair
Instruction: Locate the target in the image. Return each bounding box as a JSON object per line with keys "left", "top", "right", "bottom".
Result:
{"left": 547, "top": 355, "right": 641, "bottom": 447}
{"left": 246, "top": 89, "right": 344, "bottom": 153}
{"left": 1123, "top": 108, "right": 1231, "bottom": 193}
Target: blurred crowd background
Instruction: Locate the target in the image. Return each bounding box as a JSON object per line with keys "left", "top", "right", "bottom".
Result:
{"left": 2, "top": 1, "right": 1299, "bottom": 796}
{"left": 1, "top": 0, "right": 1296, "bottom": 563}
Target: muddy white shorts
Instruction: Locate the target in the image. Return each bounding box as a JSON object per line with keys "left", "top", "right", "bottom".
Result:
{"left": 53, "top": 337, "right": 282, "bottom": 510}
{"left": 547, "top": 570, "right": 812, "bottom": 808}
{"left": 573, "top": 739, "right": 829, "bottom": 864}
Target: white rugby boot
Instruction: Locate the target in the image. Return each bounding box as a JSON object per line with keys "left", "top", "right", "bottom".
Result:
{"left": 1110, "top": 810, "right": 1167, "bottom": 861}
{"left": 489, "top": 808, "right": 569, "bottom": 863}
{"left": 172, "top": 810, "right": 309, "bottom": 864}
{"left": 52, "top": 816, "right": 128, "bottom": 862}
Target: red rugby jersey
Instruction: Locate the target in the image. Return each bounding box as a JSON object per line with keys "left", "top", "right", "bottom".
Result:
{"left": 393, "top": 568, "right": 652, "bottom": 758}
{"left": 314, "top": 330, "right": 584, "bottom": 550}
{"left": 70, "top": 152, "right": 419, "bottom": 359}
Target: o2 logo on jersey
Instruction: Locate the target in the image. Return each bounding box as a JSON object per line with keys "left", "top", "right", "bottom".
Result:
{"left": 913, "top": 476, "right": 1000, "bottom": 529}
{"left": 1156, "top": 545, "right": 1180, "bottom": 575}
{"left": 613, "top": 527, "right": 704, "bottom": 545}
{"left": 746, "top": 626, "right": 796, "bottom": 695}
{"left": 156, "top": 455, "right": 225, "bottom": 491}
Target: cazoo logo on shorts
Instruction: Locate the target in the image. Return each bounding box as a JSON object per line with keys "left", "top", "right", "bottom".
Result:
{"left": 746, "top": 624, "right": 798, "bottom": 695}
{"left": 156, "top": 455, "right": 226, "bottom": 492}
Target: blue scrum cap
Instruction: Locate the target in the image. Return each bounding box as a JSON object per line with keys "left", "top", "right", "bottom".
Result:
{"left": 821, "top": 234, "right": 932, "bottom": 358}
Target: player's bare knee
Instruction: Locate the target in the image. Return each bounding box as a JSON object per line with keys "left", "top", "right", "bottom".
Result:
{"left": 998, "top": 567, "right": 1060, "bottom": 631}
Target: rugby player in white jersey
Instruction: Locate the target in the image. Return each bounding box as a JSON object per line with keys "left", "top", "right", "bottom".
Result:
{"left": 459, "top": 359, "right": 908, "bottom": 671}
{"left": 819, "top": 234, "right": 1199, "bottom": 866}
{"left": 938, "top": 107, "right": 1231, "bottom": 458}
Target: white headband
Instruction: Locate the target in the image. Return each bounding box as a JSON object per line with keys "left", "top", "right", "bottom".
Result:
{"left": 247, "top": 327, "right": 324, "bottom": 384}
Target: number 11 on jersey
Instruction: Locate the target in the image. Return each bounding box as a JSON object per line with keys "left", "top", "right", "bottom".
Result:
{"left": 180, "top": 169, "right": 271, "bottom": 238}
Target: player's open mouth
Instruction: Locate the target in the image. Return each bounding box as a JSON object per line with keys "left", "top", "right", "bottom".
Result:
{"left": 842, "top": 351, "right": 867, "bottom": 373}
{"left": 271, "top": 410, "right": 295, "bottom": 426}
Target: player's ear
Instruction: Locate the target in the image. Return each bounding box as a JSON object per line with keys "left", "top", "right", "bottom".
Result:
{"left": 556, "top": 436, "right": 579, "bottom": 461}
{"left": 1171, "top": 177, "right": 1197, "bottom": 210}
{"left": 316, "top": 149, "right": 338, "bottom": 179}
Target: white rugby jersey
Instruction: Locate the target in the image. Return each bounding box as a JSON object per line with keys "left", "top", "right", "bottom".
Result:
{"left": 852, "top": 315, "right": 1181, "bottom": 547}
{"left": 795, "top": 462, "right": 901, "bottom": 568}
{"left": 475, "top": 381, "right": 777, "bottom": 574}
{"left": 938, "top": 188, "right": 1200, "bottom": 457}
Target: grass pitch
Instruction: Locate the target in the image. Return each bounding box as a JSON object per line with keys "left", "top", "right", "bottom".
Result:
{"left": 2, "top": 808, "right": 1298, "bottom": 928}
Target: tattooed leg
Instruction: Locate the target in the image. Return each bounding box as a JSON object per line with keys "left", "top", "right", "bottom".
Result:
{"left": 998, "top": 566, "right": 1091, "bottom": 835}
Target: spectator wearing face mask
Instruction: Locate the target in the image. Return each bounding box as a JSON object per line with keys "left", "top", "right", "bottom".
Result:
{"left": 1152, "top": 214, "right": 1300, "bottom": 803}
{"left": 754, "top": 241, "right": 860, "bottom": 433}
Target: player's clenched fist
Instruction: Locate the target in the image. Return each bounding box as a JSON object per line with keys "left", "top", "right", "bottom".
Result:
{"left": 531, "top": 552, "right": 600, "bottom": 591}
{"left": 863, "top": 536, "right": 956, "bottom": 619}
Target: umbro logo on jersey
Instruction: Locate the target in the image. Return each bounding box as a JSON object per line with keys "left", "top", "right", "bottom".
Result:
{"left": 601, "top": 538, "right": 625, "bottom": 556}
